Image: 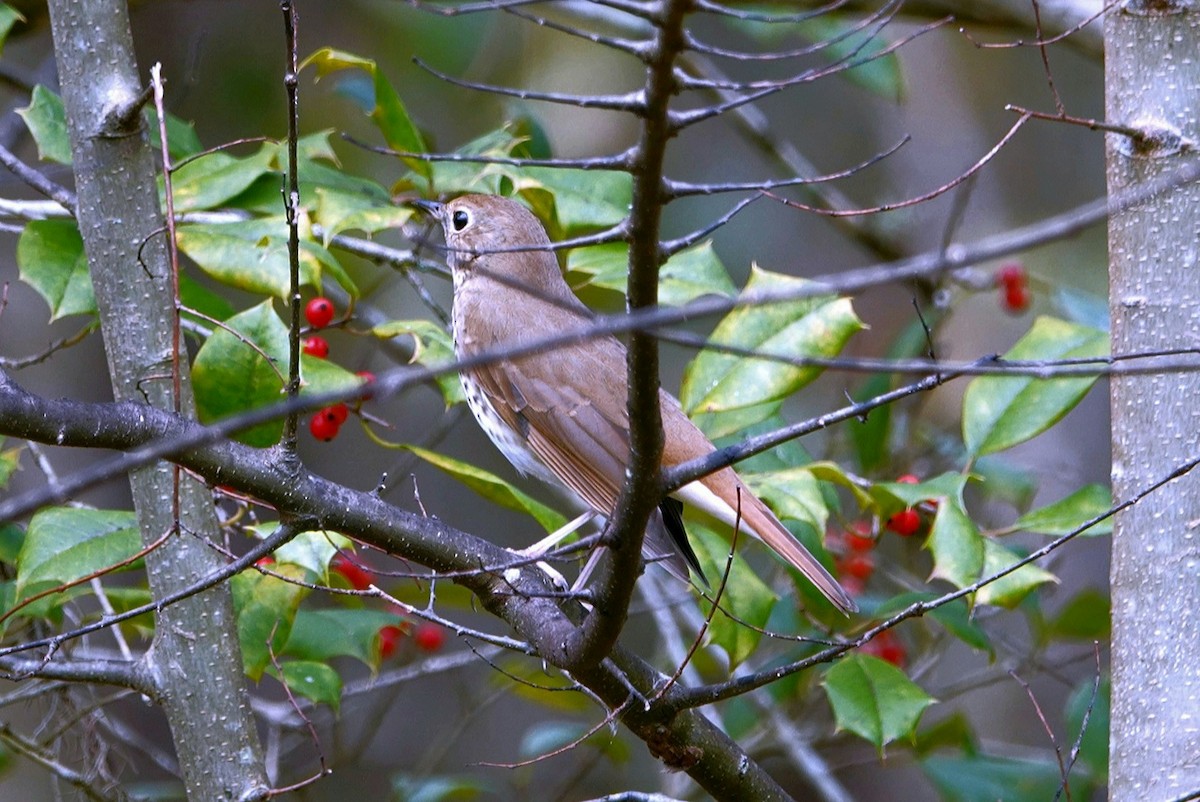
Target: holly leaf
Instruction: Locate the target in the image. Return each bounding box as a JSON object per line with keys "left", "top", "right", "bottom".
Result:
{"left": 681, "top": 266, "right": 862, "bottom": 417}
{"left": 568, "top": 240, "right": 736, "bottom": 307}
{"left": 400, "top": 444, "right": 567, "bottom": 533}
{"left": 17, "top": 85, "right": 71, "bottom": 165}
{"left": 169, "top": 145, "right": 276, "bottom": 212}
{"left": 283, "top": 608, "right": 403, "bottom": 668}
{"left": 176, "top": 218, "right": 355, "bottom": 298}
{"left": 975, "top": 539, "right": 1057, "bottom": 608}
{"left": 926, "top": 498, "right": 985, "bottom": 590}
{"left": 231, "top": 563, "right": 309, "bottom": 680}
{"left": 302, "top": 48, "right": 429, "bottom": 181}
{"left": 15, "top": 508, "right": 139, "bottom": 608}
{"left": 1015, "top": 484, "right": 1113, "bottom": 536}
{"left": 372, "top": 319, "right": 463, "bottom": 405}
{"left": 963, "top": 317, "right": 1106, "bottom": 456}
{"left": 17, "top": 220, "right": 94, "bottom": 320}
{"left": 823, "top": 654, "right": 935, "bottom": 751}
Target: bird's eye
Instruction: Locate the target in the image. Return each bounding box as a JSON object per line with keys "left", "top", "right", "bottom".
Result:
{"left": 452, "top": 209, "right": 470, "bottom": 231}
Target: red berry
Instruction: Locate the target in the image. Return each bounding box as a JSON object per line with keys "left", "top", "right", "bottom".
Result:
{"left": 305, "top": 297, "right": 336, "bottom": 329}
{"left": 1003, "top": 282, "right": 1031, "bottom": 313}
{"left": 863, "top": 630, "right": 907, "bottom": 667}
{"left": 995, "top": 263, "right": 1026, "bottom": 288}
{"left": 887, "top": 508, "right": 922, "bottom": 537}
{"left": 255, "top": 556, "right": 275, "bottom": 568}
{"left": 308, "top": 412, "right": 340, "bottom": 442}
{"left": 302, "top": 335, "right": 329, "bottom": 359}
{"left": 896, "top": 474, "right": 920, "bottom": 485}
{"left": 838, "top": 552, "right": 875, "bottom": 581}
{"left": 413, "top": 622, "right": 445, "bottom": 652}
{"left": 331, "top": 554, "right": 373, "bottom": 590}
{"left": 378, "top": 624, "right": 404, "bottom": 659}
{"left": 844, "top": 521, "right": 875, "bottom": 552}
{"left": 320, "top": 403, "right": 349, "bottom": 425}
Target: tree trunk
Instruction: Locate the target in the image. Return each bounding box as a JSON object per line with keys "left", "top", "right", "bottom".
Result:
{"left": 1106, "top": 3, "right": 1200, "bottom": 799}
{"left": 46, "top": 1, "right": 268, "bottom": 798}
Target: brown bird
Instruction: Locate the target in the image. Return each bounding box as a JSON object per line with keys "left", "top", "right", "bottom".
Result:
{"left": 414, "top": 194, "right": 855, "bottom": 614}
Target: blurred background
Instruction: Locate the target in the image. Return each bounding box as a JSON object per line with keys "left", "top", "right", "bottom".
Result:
{"left": 0, "top": 1, "right": 1110, "bottom": 799}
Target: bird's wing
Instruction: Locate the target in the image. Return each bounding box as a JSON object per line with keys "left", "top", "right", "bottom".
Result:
{"left": 467, "top": 337, "right": 693, "bottom": 579}
{"left": 471, "top": 339, "right": 631, "bottom": 516}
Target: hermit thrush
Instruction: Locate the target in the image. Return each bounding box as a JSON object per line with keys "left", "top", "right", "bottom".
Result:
{"left": 414, "top": 194, "right": 855, "bottom": 614}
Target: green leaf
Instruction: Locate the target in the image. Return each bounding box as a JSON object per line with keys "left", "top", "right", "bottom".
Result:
{"left": 805, "top": 461, "right": 875, "bottom": 509}
{"left": 1048, "top": 587, "right": 1110, "bottom": 640}
{"left": 17, "top": 219, "right": 94, "bottom": 320}
{"left": 923, "top": 754, "right": 1066, "bottom": 802}
{"left": 413, "top": 127, "right": 525, "bottom": 197}
{"left": 690, "top": 399, "right": 782, "bottom": 442}
{"left": 974, "top": 539, "right": 1056, "bottom": 608}
{"left": 568, "top": 240, "right": 736, "bottom": 308}
{"left": 400, "top": 444, "right": 566, "bottom": 533}
{"left": 688, "top": 518, "right": 778, "bottom": 668}
{"left": 517, "top": 166, "right": 632, "bottom": 231}
{"left": 927, "top": 499, "right": 984, "bottom": 590}
{"left": 680, "top": 266, "right": 862, "bottom": 416}
{"left": 191, "top": 301, "right": 361, "bottom": 446}
{"left": 17, "top": 85, "right": 71, "bottom": 165}
{"left": 962, "top": 317, "right": 1107, "bottom": 456}
{"left": 871, "top": 471, "right": 965, "bottom": 517}
{"left": 302, "top": 47, "right": 429, "bottom": 180}
{"left": 1064, "top": 677, "right": 1109, "bottom": 782}
{"left": 255, "top": 526, "right": 352, "bottom": 576}
{"left": 16, "top": 508, "right": 139, "bottom": 603}
{"left": 823, "top": 654, "right": 935, "bottom": 750}
{"left": 231, "top": 563, "right": 309, "bottom": 680}
{"left": 0, "top": 4, "right": 23, "bottom": 55}
{"left": 314, "top": 185, "right": 413, "bottom": 244}
{"left": 1015, "top": 484, "right": 1113, "bottom": 536}
{"left": 169, "top": 145, "right": 276, "bottom": 212}
{"left": 177, "top": 217, "right": 357, "bottom": 299}
{"left": 372, "top": 319, "right": 463, "bottom": 405}
{"left": 284, "top": 608, "right": 404, "bottom": 668}
{"left": 269, "top": 660, "right": 342, "bottom": 711}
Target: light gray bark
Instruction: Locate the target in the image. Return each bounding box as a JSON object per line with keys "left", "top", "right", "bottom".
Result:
{"left": 1106, "top": 3, "right": 1200, "bottom": 799}
{"left": 45, "top": 1, "right": 268, "bottom": 799}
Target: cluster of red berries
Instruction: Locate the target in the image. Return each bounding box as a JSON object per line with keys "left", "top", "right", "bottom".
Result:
{"left": 996, "top": 263, "right": 1031, "bottom": 314}
{"left": 832, "top": 474, "right": 931, "bottom": 597}
{"left": 834, "top": 521, "right": 876, "bottom": 598}
{"left": 327, "top": 554, "right": 447, "bottom": 658}
{"left": 300, "top": 296, "right": 376, "bottom": 442}
{"left": 829, "top": 529, "right": 908, "bottom": 666}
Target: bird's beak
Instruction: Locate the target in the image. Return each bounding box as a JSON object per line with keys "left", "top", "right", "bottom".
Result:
{"left": 410, "top": 198, "right": 443, "bottom": 217}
